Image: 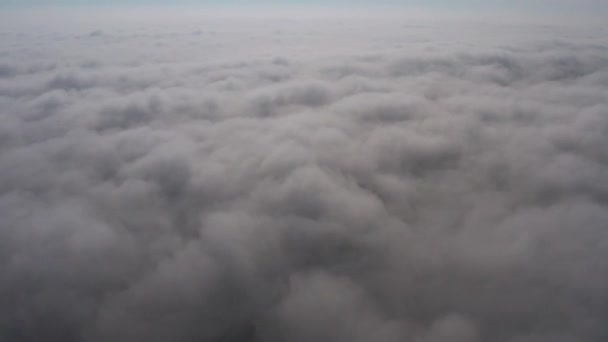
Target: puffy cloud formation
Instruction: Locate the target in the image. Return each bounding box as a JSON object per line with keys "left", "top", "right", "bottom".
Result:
{"left": 1, "top": 9, "right": 608, "bottom": 342}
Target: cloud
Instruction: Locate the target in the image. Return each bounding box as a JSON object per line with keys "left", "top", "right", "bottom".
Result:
{"left": 1, "top": 9, "right": 608, "bottom": 342}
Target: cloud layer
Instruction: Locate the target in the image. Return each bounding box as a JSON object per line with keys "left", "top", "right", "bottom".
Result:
{"left": 1, "top": 10, "right": 608, "bottom": 342}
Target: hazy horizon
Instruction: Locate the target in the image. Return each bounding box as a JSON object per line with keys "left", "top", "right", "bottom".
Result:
{"left": 2, "top": 0, "right": 608, "bottom": 13}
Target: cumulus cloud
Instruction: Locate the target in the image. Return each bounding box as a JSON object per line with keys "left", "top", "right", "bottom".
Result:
{"left": 0, "top": 9, "right": 608, "bottom": 342}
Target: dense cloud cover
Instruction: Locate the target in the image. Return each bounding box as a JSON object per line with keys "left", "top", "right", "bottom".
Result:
{"left": 1, "top": 9, "right": 608, "bottom": 342}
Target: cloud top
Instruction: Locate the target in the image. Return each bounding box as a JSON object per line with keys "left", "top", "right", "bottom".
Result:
{"left": 1, "top": 11, "right": 608, "bottom": 342}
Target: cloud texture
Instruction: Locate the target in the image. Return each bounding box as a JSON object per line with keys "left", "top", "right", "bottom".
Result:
{"left": 1, "top": 9, "right": 608, "bottom": 342}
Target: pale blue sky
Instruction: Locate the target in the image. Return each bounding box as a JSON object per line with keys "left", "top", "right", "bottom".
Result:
{"left": 1, "top": 0, "right": 607, "bottom": 14}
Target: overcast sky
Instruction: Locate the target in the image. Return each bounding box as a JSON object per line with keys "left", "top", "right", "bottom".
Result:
{"left": 1, "top": 0, "right": 608, "bottom": 12}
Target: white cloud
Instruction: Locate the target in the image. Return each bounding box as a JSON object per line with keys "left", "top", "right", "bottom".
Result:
{"left": 1, "top": 9, "right": 608, "bottom": 342}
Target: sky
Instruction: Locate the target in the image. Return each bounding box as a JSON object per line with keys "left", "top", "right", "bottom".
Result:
{"left": 1, "top": 1, "right": 608, "bottom": 342}
{"left": 1, "top": 0, "right": 608, "bottom": 12}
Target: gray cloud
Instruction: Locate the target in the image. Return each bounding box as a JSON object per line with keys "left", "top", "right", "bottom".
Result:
{"left": 0, "top": 10, "right": 608, "bottom": 342}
